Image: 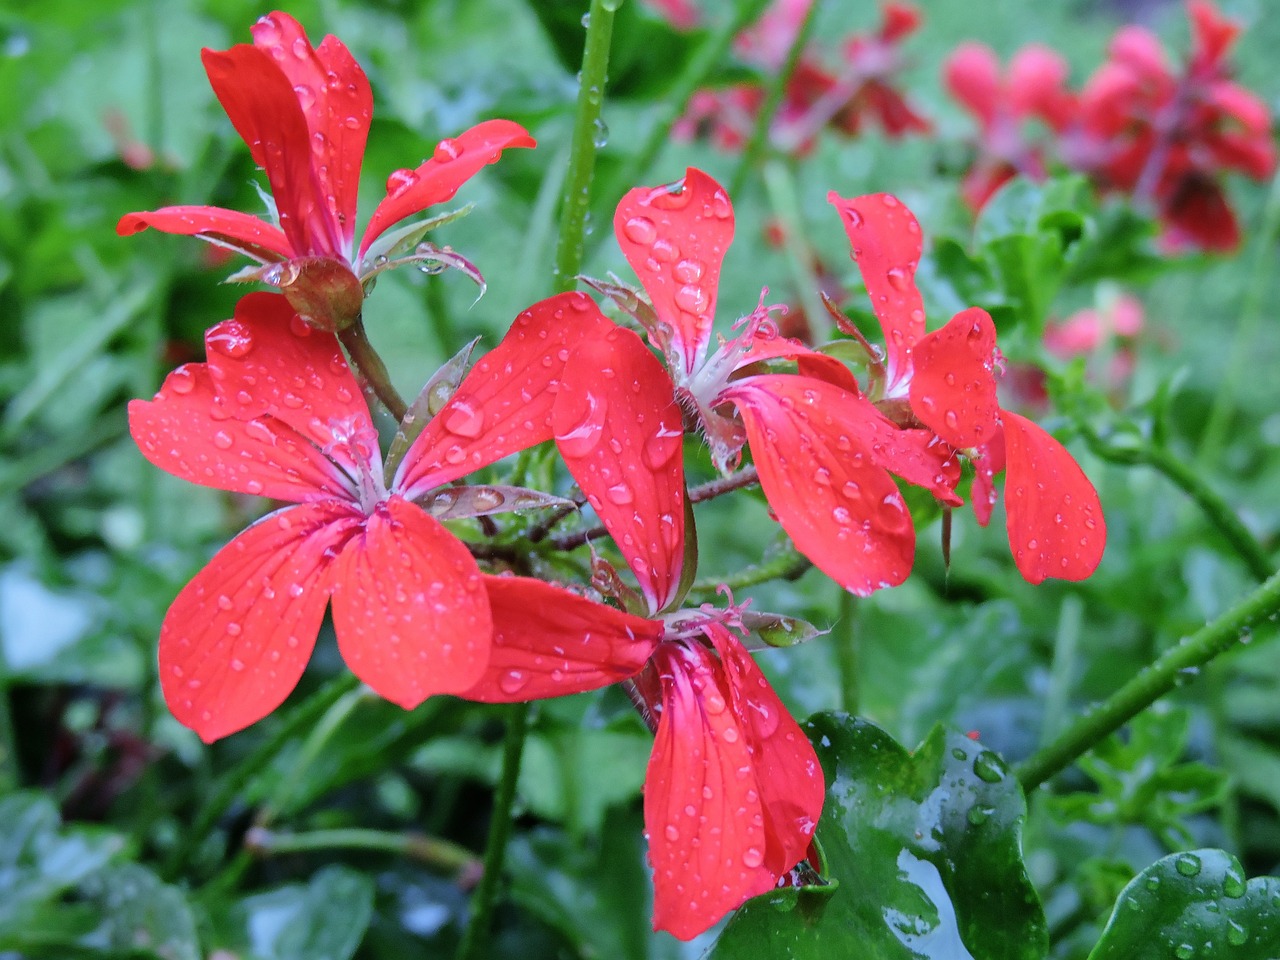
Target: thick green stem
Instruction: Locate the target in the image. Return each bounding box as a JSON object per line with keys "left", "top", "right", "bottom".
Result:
{"left": 1082, "top": 428, "right": 1272, "bottom": 582}
{"left": 246, "top": 826, "right": 480, "bottom": 876}
{"left": 728, "top": 0, "right": 820, "bottom": 198}
{"left": 339, "top": 317, "right": 407, "bottom": 421}
{"left": 1017, "top": 567, "right": 1280, "bottom": 791}
{"left": 551, "top": 0, "right": 618, "bottom": 295}
{"left": 454, "top": 703, "right": 531, "bottom": 960}
{"left": 690, "top": 545, "right": 811, "bottom": 598}
{"left": 163, "top": 674, "right": 360, "bottom": 879}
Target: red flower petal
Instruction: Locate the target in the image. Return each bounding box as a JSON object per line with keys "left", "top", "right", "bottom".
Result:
{"left": 202, "top": 44, "right": 340, "bottom": 258}
{"left": 129, "top": 363, "right": 355, "bottom": 502}
{"left": 250, "top": 12, "right": 372, "bottom": 255}
{"left": 202, "top": 293, "right": 374, "bottom": 478}
{"left": 395, "top": 292, "right": 612, "bottom": 498}
{"left": 943, "top": 42, "right": 1001, "bottom": 127}
{"left": 1161, "top": 175, "right": 1240, "bottom": 253}
{"left": 614, "top": 167, "right": 733, "bottom": 376}
{"left": 971, "top": 424, "right": 1007, "bottom": 528}
{"left": 909, "top": 306, "right": 1001, "bottom": 448}
{"left": 115, "top": 206, "right": 293, "bottom": 261}
{"left": 553, "top": 328, "right": 686, "bottom": 614}
{"left": 826, "top": 192, "right": 926, "bottom": 393}
{"left": 159, "top": 500, "right": 361, "bottom": 742}
{"left": 359, "top": 119, "right": 536, "bottom": 256}
{"left": 708, "top": 627, "right": 823, "bottom": 876}
{"left": 646, "top": 639, "right": 784, "bottom": 940}
{"left": 1002, "top": 411, "right": 1105, "bottom": 583}
{"left": 330, "top": 496, "right": 492, "bottom": 707}
{"left": 461, "top": 575, "right": 662, "bottom": 702}
{"left": 721, "top": 375, "right": 915, "bottom": 595}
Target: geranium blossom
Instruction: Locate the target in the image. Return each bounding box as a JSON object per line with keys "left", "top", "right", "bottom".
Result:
{"left": 117, "top": 10, "right": 534, "bottom": 329}
{"left": 829, "top": 191, "right": 1106, "bottom": 583}
{"left": 130, "top": 291, "right": 609, "bottom": 741}
{"left": 458, "top": 325, "right": 823, "bottom": 938}
{"left": 597, "top": 167, "right": 960, "bottom": 596}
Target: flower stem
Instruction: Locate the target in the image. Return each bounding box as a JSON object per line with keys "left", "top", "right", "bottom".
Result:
{"left": 454, "top": 702, "right": 531, "bottom": 960}
{"left": 245, "top": 826, "right": 481, "bottom": 878}
{"left": 728, "top": 0, "right": 820, "bottom": 198}
{"left": 339, "top": 317, "right": 408, "bottom": 421}
{"left": 1080, "top": 426, "right": 1272, "bottom": 582}
{"left": 162, "top": 673, "right": 360, "bottom": 880}
{"left": 1016, "top": 566, "right": 1280, "bottom": 791}
{"left": 690, "top": 544, "right": 810, "bottom": 598}
{"left": 551, "top": 0, "right": 619, "bottom": 295}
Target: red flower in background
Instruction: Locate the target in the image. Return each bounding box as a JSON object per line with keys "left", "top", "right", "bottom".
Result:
{"left": 1069, "top": 0, "right": 1274, "bottom": 251}
{"left": 943, "top": 42, "right": 1077, "bottom": 211}
{"left": 130, "top": 292, "right": 609, "bottom": 740}
{"left": 456, "top": 320, "right": 824, "bottom": 938}
{"left": 830, "top": 192, "right": 1106, "bottom": 583}
{"left": 117, "top": 11, "right": 534, "bottom": 329}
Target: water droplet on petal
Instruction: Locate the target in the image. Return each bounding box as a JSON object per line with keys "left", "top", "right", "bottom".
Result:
{"left": 742, "top": 847, "right": 763, "bottom": 868}
{"left": 886, "top": 266, "right": 911, "bottom": 291}
{"left": 556, "top": 391, "right": 608, "bottom": 457}
{"left": 207, "top": 322, "right": 255, "bottom": 359}
{"left": 674, "top": 258, "right": 705, "bottom": 283}
{"left": 443, "top": 400, "right": 484, "bottom": 438}
{"left": 433, "top": 138, "right": 462, "bottom": 162}
{"left": 622, "top": 216, "right": 657, "bottom": 245}
{"left": 675, "top": 284, "right": 709, "bottom": 315}
{"left": 386, "top": 168, "right": 418, "bottom": 195}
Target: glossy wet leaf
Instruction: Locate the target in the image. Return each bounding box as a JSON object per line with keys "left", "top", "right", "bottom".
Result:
{"left": 226, "top": 865, "right": 374, "bottom": 960}
{"left": 706, "top": 714, "right": 1047, "bottom": 960}
{"left": 1088, "top": 849, "right": 1280, "bottom": 959}
{"left": 78, "top": 863, "right": 200, "bottom": 960}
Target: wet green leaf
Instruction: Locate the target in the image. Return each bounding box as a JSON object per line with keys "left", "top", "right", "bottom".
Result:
{"left": 226, "top": 866, "right": 374, "bottom": 960}
{"left": 706, "top": 714, "right": 1047, "bottom": 959}
{"left": 78, "top": 863, "right": 200, "bottom": 960}
{"left": 1088, "top": 849, "right": 1280, "bottom": 959}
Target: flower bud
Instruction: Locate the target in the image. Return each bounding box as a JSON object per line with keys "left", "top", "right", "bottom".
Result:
{"left": 279, "top": 257, "right": 365, "bottom": 333}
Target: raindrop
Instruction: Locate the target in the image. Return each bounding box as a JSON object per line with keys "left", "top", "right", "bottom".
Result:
{"left": 386, "top": 168, "right": 418, "bottom": 195}
{"left": 675, "top": 284, "right": 709, "bottom": 315}
{"left": 207, "top": 322, "right": 255, "bottom": 359}
{"left": 674, "top": 258, "right": 705, "bottom": 283}
{"left": 622, "top": 216, "right": 657, "bottom": 245}
{"left": 742, "top": 847, "right": 764, "bottom": 868}
{"left": 498, "top": 670, "right": 528, "bottom": 695}
{"left": 606, "top": 483, "right": 634, "bottom": 505}
{"left": 885, "top": 266, "right": 911, "bottom": 292}
{"left": 972, "top": 751, "right": 1003, "bottom": 783}
{"left": 832, "top": 506, "right": 852, "bottom": 525}
{"left": 213, "top": 431, "right": 234, "bottom": 450}
{"left": 642, "top": 427, "right": 683, "bottom": 469}
{"left": 1174, "top": 853, "right": 1202, "bottom": 878}
{"left": 169, "top": 367, "right": 196, "bottom": 394}
{"left": 433, "top": 138, "right": 462, "bottom": 162}
{"left": 443, "top": 400, "right": 484, "bottom": 438}
{"left": 556, "top": 392, "right": 608, "bottom": 457}
{"left": 592, "top": 117, "right": 609, "bottom": 148}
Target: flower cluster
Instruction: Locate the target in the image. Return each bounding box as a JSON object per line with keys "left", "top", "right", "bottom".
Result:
{"left": 123, "top": 9, "right": 1107, "bottom": 943}
{"left": 946, "top": 0, "right": 1275, "bottom": 250}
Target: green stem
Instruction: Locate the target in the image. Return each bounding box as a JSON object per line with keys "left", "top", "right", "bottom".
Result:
{"left": 551, "top": 0, "right": 618, "bottom": 295}
{"left": 728, "top": 0, "right": 820, "bottom": 198}
{"left": 1081, "top": 427, "right": 1272, "bottom": 582}
{"left": 1017, "top": 567, "right": 1280, "bottom": 791}
{"left": 690, "top": 545, "right": 811, "bottom": 598}
{"left": 245, "top": 826, "right": 480, "bottom": 875}
{"left": 455, "top": 703, "right": 531, "bottom": 960}
{"left": 339, "top": 317, "right": 407, "bottom": 421}
{"left": 1197, "top": 169, "right": 1280, "bottom": 467}
{"left": 163, "top": 674, "right": 360, "bottom": 879}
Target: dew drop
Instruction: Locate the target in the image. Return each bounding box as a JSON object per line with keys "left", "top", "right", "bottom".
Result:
{"left": 443, "top": 400, "right": 484, "bottom": 438}
{"left": 674, "top": 258, "right": 705, "bottom": 283}
{"left": 675, "top": 284, "right": 709, "bottom": 315}
{"left": 622, "top": 215, "right": 657, "bottom": 245}
{"left": 885, "top": 266, "right": 911, "bottom": 292}
{"left": 742, "top": 847, "right": 764, "bottom": 868}
{"left": 169, "top": 367, "right": 196, "bottom": 394}
{"left": 386, "top": 168, "right": 418, "bottom": 195}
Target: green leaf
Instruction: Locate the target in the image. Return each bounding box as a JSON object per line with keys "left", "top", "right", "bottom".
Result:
{"left": 78, "top": 863, "right": 200, "bottom": 960}
{"left": 706, "top": 714, "right": 1047, "bottom": 959}
{"left": 227, "top": 866, "right": 374, "bottom": 960}
{"left": 1088, "top": 849, "right": 1280, "bottom": 959}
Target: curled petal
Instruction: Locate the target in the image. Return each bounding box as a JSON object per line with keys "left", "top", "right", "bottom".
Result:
{"left": 554, "top": 329, "right": 685, "bottom": 613}
{"left": 395, "top": 292, "right": 612, "bottom": 498}
{"left": 615, "top": 167, "right": 734, "bottom": 375}
{"left": 129, "top": 363, "right": 355, "bottom": 502}
{"left": 461, "top": 575, "right": 662, "bottom": 702}
{"left": 721, "top": 375, "right": 915, "bottom": 595}
{"left": 115, "top": 206, "right": 293, "bottom": 261}
{"left": 159, "top": 500, "right": 361, "bottom": 742}
{"left": 826, "top": 192, "right": 926, "bottom": 392}
{"left": 909, "top": 306, "right": 1000, "bottom": 448}
{"left": 1189, "top": 0, "right": 1240, "bottom": 70}
{"left": 330, "top": 496, "right": 491, "bottom": 707}
{"left": 202, "top": 293, "right": 375, "bottom": 478}
{"left": 360, "top": 119, "right": 536, "bottom": 257}
{"left": 1003, "top": 412, "right": 1105, "bottom": 583}
{"left": 1008, "top": 44, "right": 1075, "bottom": 131}
{"left": 943, "top": 42, "right": 1001, "bottom": 127}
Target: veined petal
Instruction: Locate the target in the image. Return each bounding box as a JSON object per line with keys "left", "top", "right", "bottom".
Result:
{"left": 721, "top": 375, "right": 915, "bottom": 595}
{"left": 554, "top": 328, "right": 686, "bottom": 614}
{"left": 203, "top": 293, "right": 375, "bottom": 479}
{"left": 359, "top": 119, "right": 536, "bottom": 257}
{"left": 461, "top": 575, "right": 662, "bottom": 702}
{"left": 159, "top": 500, "right": 361, "bottom": 742}
{"left": 394, "top": 292, "right": 612, "bottom": 498}
{"left": 614, "top": 167, "right": 733, "bottom": 376}
{"left": 646, "top": 640, "right": 779, "bottom": 940}
{"left": 707, "top": 626, "right": 823, "bottom": 878}
{"left": 115, "top": 206, "right": 293, "bottom": 261}
{"left": 251, "top": 13, "right": 372, "bottom": 255}
{"left": 1003, "top": 411, "right": 1105, "bottom": 583}
{"left": 129, "top": 363, "right": 355, "bottom": 502}
{"left": 826, "top": 192, "right": 926, "bottom": 392}
{"left": 202, "top": 44, "right": 340, "bottom": 258}
{"left": 909, "top": 306, "right": 1000, "bottom": 448}
{"left": 330, "top": 496, "right": 491, "bottom": 708}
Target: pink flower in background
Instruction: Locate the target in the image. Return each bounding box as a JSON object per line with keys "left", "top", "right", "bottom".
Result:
{"left": 117, "top": 11, "right": 534, "bottom": 328}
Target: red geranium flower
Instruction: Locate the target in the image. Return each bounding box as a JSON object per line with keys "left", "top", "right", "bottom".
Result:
{"left": 117, "top": 11, "right": 534, "bottom": 329}
{"left": 130, "top": 291, "right": 609, "bottom": 741}
{"left": 455, "top": 325, "right": 824, "bottom": 938}
{"left": 829, "top": 191, "right": 1107, "bottom": 583}
{"left": 600, "top": 167, "right": 962, "bottom": 596}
